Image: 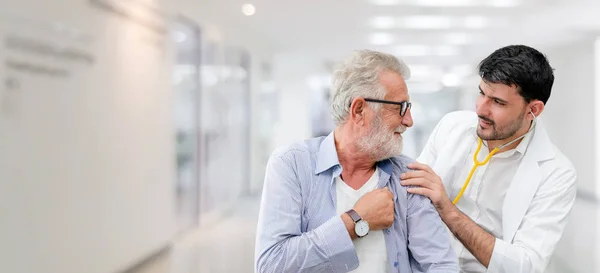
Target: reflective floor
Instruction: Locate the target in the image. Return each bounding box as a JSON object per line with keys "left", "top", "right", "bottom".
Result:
{"left": 129, "top": 195, "right": 260, "bottom": 273}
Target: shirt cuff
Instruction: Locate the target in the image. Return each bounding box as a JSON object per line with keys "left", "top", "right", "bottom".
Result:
{"left": 314, "top": 215, "right": 359, "bottom": 272}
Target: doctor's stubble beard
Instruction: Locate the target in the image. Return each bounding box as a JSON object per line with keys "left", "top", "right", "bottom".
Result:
{"left": 356, "top": 114, "right": 406, "bottom": 161}
{"left": 477, "top": 109, "right": 526, "bottom": 141}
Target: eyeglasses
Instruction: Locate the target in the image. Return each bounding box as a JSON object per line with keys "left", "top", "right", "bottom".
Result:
{"left": 363, "top": 98, "right": 412, "bottom": 117}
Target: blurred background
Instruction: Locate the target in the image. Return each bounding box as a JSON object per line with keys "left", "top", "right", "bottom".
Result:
{"left": 0, "top": 0, "right": 598, "bottom": 272}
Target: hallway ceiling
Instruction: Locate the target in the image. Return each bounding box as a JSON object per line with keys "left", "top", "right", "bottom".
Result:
{"left": 202, "top": 0, "right": 600, "bottom": 89}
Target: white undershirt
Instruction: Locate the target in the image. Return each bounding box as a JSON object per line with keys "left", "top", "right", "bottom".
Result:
{"left": 449, "top": 130, "right": 533, "bottom": 273}
{"left": 335, "top": 167, "right": 388, "bottom": 273}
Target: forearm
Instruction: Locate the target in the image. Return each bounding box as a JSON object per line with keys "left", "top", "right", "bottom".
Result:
{"left": 440, "top": 206, "right": 495, "bottom": 267}
{"left": 256, "top": 215, "right": 358, "bottom": 273}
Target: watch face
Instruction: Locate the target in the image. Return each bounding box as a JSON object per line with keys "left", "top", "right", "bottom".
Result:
{"left": 355, "top": 220, "right": 369, "bottom": 237}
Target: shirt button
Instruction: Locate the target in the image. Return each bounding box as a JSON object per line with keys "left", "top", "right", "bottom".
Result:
{"left": 385, "top": 229, "right": 390, "bottom": 234}
{"left": 394, "top": 261, "right": 399, "bottom": 267}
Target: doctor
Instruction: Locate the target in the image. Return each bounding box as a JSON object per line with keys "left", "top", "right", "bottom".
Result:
{"left": 400, "top": 44, "right": 577, "bottom": 273}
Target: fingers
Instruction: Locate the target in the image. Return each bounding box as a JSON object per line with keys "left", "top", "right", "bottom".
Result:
{"left": 407, "top": 162, "right": 433, "bottom": 173}
{"left": 385, "top": 188, "right": 394, "bottom": 199}
{"left": 377, "top": 187, "right": 394, "bottom": 200}
{"left": 400, "top": 170, "right": 430, "bottom": 180}
{"left": 406, "top": 187, "right": 432, "bottom": 197}
{"left": 400, "top": 177, "right": 433, "bottom": 189}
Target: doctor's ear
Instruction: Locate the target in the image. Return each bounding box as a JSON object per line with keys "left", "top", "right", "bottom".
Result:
{"left": 528, "top": 100, "right": 544, "bottom": 119}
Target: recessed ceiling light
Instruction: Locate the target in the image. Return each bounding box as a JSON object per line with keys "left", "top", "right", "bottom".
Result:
{"left": 416, "top": 0, "right": 477, "bottom": 6}
{"left": 242, "top": 4, "right": 256, "bottom": 16}
{"left": 369, "top": 0, "right": 401, "bottom": 5}
{"left": 445, "top": 32, "right": 472, "bottom": 45}
{"left": 370, "top": 16, "right": 396, "bottom": 29}
{"left": 442, "top": 73, "right": 461, "bottom": 87}
{"left": 369, "top": 33, "right": 394, "bottom": 45}
{"left": 398, "top": 16, "right": 453, "bottom": 29}
{"left": 396, "top": 45, "right": 431, "bottom": 56}
{"left": 464, "top": 16, "right": 488, "bottom": 29}
{"left": 488, "top": 0, "right": 520, "bottom": 7}
{"left": 396, "top": 44, "right": 460, "bottom": 57}
{"left": 435, "top": 45, "right": 460, "bottom": 56}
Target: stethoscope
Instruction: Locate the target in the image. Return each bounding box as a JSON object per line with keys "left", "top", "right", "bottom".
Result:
{"left": 452, "top": 110, "right": 538, "bottom": 205}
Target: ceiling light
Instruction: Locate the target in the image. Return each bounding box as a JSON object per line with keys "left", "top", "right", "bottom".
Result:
{"left": 369, "top": 0, "right": 401, "bottom": 5}
{"left": 396, "top": 45, "right": 459, "bottom": 57}
{"left": 242, "top": 4, "right": 256, "bottom": 16}
{"left": 396, "top": 45, "right": 431, "bottom": 56}
{"left": 464, "top": 16, "right": 488, "bottom": 29}
{"left": 416, "top": 0, "right": 476, "bottom": 6}
{"left": 370, "top": 16, "right": 396, "bottom": 29}
{"left": 398, "top": 16, "right": 452, "bottom": 29}
{"left": 488, "top": 0, "right": 520, "bottom": 7}
{"left": 369, "top": 33, "right": 394, "bottom": 45}
{"left": 445, "top": 32, "right": 472, "bottom": 45}
{"left": 435, "top": 45, "right": 459, "bottom": 56}
{"left": 442, "top": 73, "right": 461, "bottom": 87}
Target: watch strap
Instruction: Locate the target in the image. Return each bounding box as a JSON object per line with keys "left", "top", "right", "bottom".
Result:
{"left": 346, "top": 209, "right": 362, "bottom": 223}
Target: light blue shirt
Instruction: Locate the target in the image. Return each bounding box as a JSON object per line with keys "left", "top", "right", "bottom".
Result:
{"left": 255, "top": 132, "right": 458, "bottom": 273}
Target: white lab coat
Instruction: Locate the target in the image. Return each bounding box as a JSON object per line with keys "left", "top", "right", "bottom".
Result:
{"left": 417, "top": 110, "right": 577, "bottom": 273}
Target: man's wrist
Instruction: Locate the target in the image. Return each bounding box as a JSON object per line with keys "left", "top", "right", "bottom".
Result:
{"left": 341, "top": 213, "right": 358, "bottom": 240}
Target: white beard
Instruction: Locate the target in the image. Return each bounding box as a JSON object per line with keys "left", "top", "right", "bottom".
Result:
{"left": 356, "top": 114, "right": 406, "bottom": 161}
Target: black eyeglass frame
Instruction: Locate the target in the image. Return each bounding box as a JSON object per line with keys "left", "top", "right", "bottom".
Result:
{"left": 362, "top": 98, "right": 412, "bottom": 117}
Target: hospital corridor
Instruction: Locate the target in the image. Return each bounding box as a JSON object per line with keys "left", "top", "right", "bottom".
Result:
{"left": 1, "top": 0, "right": 600, "bottom": 272}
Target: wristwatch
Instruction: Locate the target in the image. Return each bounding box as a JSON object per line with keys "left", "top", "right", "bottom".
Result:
{"left": 346, "top": 209, "right": 369, "bottom": 238}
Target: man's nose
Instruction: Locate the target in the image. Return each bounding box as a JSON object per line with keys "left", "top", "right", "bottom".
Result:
{"left": 475, "top": 96, "right": 490, "bottom": 117}
{"left": 402, "top": 109, "right": 413, "bottom": 127}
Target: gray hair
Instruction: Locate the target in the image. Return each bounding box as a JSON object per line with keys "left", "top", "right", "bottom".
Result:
{"left": 330, "top": 49, "right": 411, "bottom": 126}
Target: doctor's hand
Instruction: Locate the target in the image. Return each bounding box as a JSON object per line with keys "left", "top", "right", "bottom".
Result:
{"left": 400, "top": 162, "right": 452, "bottom": 213}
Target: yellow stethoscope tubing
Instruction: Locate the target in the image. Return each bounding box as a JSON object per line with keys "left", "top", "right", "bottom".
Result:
{"left": 452, "top": 138, "right": 499, "bottom": 205}
{"left": 452, "top": 111, "right": 537, "bottom": 205}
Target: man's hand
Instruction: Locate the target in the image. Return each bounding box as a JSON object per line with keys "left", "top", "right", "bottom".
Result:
{"left": 400, "top": 162, "right": 452, "bottom": 213}
{"left": 353, "top": 187, "right": 394, "bottom": 230}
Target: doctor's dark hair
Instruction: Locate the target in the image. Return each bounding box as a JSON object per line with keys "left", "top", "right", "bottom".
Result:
{"left": 478, "top": 45, "right": 554, "bottom": 105}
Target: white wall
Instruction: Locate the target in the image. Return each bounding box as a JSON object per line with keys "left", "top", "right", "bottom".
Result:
{"left": 544, "top": 37, "right": 599, "bottom": 273}
{"left": 0, "top": 1, "right": 179, "bottom": 273}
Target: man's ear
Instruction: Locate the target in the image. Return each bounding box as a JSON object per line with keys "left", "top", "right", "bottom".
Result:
{"left": 350, "top": 98, "right": 367, "bottom": 125}
{"left": 529, "top": 100, "right": 545, "bottom": 119}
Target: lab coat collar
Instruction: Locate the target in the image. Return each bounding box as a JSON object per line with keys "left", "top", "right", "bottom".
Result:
{"left": 520, "top": 118, "right": 554, "bottom": 162}
{"left": 502, "top": 118, "right": 555, "bottom": 241}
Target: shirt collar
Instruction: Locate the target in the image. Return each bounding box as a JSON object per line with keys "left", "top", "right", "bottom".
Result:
{"left": 315, "top": 131, "right": 394, "bottom": 176}
{"left": 315, "top": 132, "right": 340, "bottom": 175}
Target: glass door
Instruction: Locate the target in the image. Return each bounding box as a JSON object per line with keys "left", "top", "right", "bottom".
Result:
{"left": 171, "top": 17, "right": 201, "bottom": 232}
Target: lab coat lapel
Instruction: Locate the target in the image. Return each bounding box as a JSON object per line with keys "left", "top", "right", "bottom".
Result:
{"left": 502, "top": 122, "right": 555, "bottom": 242}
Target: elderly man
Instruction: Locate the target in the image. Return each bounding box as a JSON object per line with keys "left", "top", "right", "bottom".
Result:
{"left": 254, "top": 50, "right": 458, "bottom": 273}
